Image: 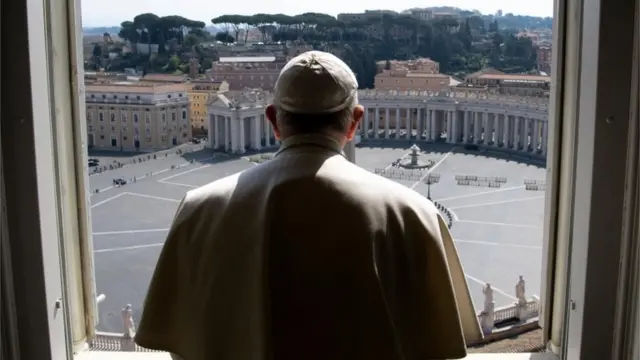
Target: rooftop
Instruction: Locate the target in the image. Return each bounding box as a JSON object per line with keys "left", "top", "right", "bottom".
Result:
{"left": 218, "top": 56, "right": 276, "bottom": 63}
{"left": 141, "top": 74, "right": 187, "bottom": 83}
{"left": 477, "top": 74, "right": 551, "bottom": 82}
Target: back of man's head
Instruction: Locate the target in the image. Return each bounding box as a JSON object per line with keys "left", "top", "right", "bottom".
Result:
{"left": 266, "top": 51, "right": 363, "bottom": 139}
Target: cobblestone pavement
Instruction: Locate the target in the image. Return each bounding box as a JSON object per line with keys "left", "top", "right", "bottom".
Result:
{"left": 468, "top": 328, "right": 544, "bottom": 353}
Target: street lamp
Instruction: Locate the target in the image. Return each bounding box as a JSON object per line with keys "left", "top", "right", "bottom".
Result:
{"left": 423, "top": 173, "right": 441, "bottom": 200}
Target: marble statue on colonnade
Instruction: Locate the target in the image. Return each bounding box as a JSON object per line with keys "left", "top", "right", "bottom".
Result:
{"left": 516, "top": 275, "right": 526, "bottom": 305}
{"left": 122, "top": 304, "right": 136, "bottom": 338}
{"left": 483, "top": 283, "right": 494, "bottom": 313}
{"left": 480, "top": 283, "right": 496, "bottom": 335}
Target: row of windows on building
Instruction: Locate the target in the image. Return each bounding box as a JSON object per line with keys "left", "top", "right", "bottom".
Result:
{"left": 88, "top": 123, "right": 189, "bottom": 134}
{"left": 210, "top": 74, "right": 275, "bottom": 81}
{"left": 86, "top": 110, "right": 188, "bottom": 124}
{"left": 88, "top": 93, "right": 185, "bottom": 100}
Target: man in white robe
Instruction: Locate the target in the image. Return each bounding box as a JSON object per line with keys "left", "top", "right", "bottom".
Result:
{"left": 135, "top": 50, "right": 482, "bottom": 360}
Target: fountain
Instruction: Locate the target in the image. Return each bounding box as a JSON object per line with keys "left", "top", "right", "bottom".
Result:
{"left": 397, "top": 144, "right": 433, "bottom": 169}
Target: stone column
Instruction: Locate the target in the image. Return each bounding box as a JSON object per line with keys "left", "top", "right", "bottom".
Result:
{"left": 395, "top": 107, "right": 400, "bottom": 139}
{"left": 512, "top": 116, "right": 519, "bottom": 148}
{"left": 451, "top": 109, "right": 459, "bottom": 143}
{"left": 504, "top": 114, "right": 511, "bottom": 148}
{"left": 463, "top": 111, "right": 470, "bottom": 143}
{"left": 524, "top": 117, "right": 531, "bottom": 150}
{"left": 483, "top": 112, "right": 490, "bottom": 145}
{"left": 448, "top": 111, "right": 456, "bottom": 143}
{"left": 435, "top": 109, "right": 440, "bottom": 140}
{"left": 474, "top": 112, "right": 482, "bottom": 144}
{"left": 532, "top": 119, "right": 540, "bottom": 152}
{"left": 252, "top": 116, "right": 261, "bottom": 150}
{"left": 417, "top": 108, "right": 423, "bottom": 140}
{"left": 224, "top": 116, "right": 230, "bottom": 152}
{"left": 240, "top": 117, "right": 246, "bottom": 153}
{"left": 404, "top": 107, "right": 413, "bottom": 139}
{"left": 363, "top": 108, "right": 369, "bottom": 139}
{"left": 497, "top": 114, "right": 504, "bottom": 145}
{"left": 518, "top": 117, "right": 523, "bottom": 148}
{"left": 385, "top": 108, "right": 390, "bottom": 139}
{"left": 211, "top": 113, "right": 218, "bottom": 149}
{"left": 229, "top": 116, "right": 237, "bottom": 152}
{"left": 430, "top": 109, "right": 437, "bottom": 141}
{"left": 374, "top": 107, "right": 380, "bottom": 139}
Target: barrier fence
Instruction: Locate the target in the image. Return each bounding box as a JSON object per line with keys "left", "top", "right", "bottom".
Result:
{"left": 524, "top": 179, "right": 546, "bottom": 191}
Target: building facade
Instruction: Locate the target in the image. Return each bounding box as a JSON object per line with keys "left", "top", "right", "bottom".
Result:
{"left": 537, "top": 45, "right": 553, "bottom": 74}
{"left": 85, "top": 83, "right": 192, "bottom": 151}
{"left": 186, "top": 80, "right": 229, "bottom": 134}
{"left": 207, "top": 56, "right": 284, "bottom": 90}
{"left": 464, "top": 71, "right": 551, "bottom": 97}
{"left": 374, "top": 58, "right": 460, "bottom": 92}
{"left": 206, "top": 89, "right": 549, "bottom": 157}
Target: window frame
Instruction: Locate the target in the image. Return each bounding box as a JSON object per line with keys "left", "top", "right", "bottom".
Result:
{"left": 560, "top": 0, "right": 639, "bottom": 359}
{"left": 3, "top": 0, "right": 639, "bottom": 358}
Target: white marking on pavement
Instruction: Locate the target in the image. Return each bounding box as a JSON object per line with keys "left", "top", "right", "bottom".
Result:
{"left": 159, "top": 180, "right": 198, "bottom": 188}
{"left": 123, "top": 192, "right": 181, "bottom": 203}
{"left": 91, "top": 193, "right": 127, "bottom": 208}
{"left": 435, "top": 185, "right": 526, "bottom": 202}
{"left": 153, "top": 168, "right": 172, "bottom": 175}
{"left": 448, "top": 196, "right": 545, "bottom": 210}
{"left": 159, "top": 164, "right": 210, "bottom": 182}
{"left": 456, "top": 220, "right": 540, "bottom": 229}
{"left": 93, "top": 228, "right": 170, "bottom": 236}
{"left": 465, "top": 274, "right": 518, "bottom": 301}
{"left": 410, "top": 151, "right": 452, "bottom": 189}
{"left": 94, "top": 243, "right": 164, "bottom": 253}
{"left": 455, "top": 239, "right": 542, "bottom": 250}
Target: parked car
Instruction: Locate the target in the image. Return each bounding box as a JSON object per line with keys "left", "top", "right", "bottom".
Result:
{"left": 88, "top": 158, "right": 99, "bottom": 167}
{"left": 113, "top": 177, "right": 127, "bottom": 186}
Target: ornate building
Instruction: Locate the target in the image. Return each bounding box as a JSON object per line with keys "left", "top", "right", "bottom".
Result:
{"left": 85, "top": 83, "right": 192, "bottom": 151}
{"left": 207, "top": 89, "right": 550, "bottom": 157}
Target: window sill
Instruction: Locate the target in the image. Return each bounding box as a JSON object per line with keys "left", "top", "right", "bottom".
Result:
{"left": 75, "top": 351, "right": 559, "bottom": 360}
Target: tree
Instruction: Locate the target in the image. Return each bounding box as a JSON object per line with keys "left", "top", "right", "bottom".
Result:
{"left": 113, "top": 10, "right": 544, "bottom": 81}
{"left": 215, "top": 32, "right": 234, "bottom": 43}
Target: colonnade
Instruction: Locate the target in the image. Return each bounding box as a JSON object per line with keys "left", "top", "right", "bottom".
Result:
{"left": 359, "top": 106, "right": 549, "bottom": 155}
{"left": 207, "top": 91, "right": 550, "bottom": 157}
{"left": 209, "top": 113, "right": 278, "bottom": 154}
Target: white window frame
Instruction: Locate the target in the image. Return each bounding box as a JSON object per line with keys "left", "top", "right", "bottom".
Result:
{"left": 3, "top": 0, "right": 638, "bottom": 359}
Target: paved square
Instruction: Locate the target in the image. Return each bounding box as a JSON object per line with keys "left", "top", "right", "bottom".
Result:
{"left": 90, "top": 144, "right": 547, "bottom": 332}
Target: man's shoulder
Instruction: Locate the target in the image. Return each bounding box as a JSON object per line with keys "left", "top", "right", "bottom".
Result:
{"left": 184, "top": 171, "right": 241, "bottom": 205}
{"left": 325, "top": 160, "right": 439, "bottom": 214}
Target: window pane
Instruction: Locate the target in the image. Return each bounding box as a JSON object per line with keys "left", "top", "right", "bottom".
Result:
{"left": 79, "top": 0, "right": 554, "bottom": 354}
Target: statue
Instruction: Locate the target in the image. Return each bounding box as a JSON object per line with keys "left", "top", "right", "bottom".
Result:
{"left": 482, "top": 283, "right": 494, "bottom": 312}
{"left": 122, "top": 304, "right": 136, "bottom": 338}
{"left": 515, "top": 276, "right": 526, "bottom": 303}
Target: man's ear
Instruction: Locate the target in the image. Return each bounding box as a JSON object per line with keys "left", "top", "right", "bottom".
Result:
{"left": 265, "top": 104, "right": 281, "bottom": 140}
{"left": 346, "top": 105, "right": 364, "bottom": 141}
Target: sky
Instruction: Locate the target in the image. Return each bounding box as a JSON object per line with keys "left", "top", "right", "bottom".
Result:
{"left": 81, "top": 0, "right": 553, "bottom": 27}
